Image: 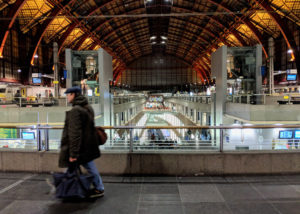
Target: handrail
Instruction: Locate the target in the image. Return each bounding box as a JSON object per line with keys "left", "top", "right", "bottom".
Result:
{"left": 0, "top": 124, "right": 300, "bottom": 129}
{"left": 1, "top": 123, "right": 300, "bottom": 152}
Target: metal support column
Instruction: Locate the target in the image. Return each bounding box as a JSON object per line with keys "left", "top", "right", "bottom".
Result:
{"left": 129, "top": 128, "right": 133, "bottom": 153}
{"left": 53, "top": 42, "right": 59, "bottom": 97}
{"left": 36, "top": 125, "right": 42, "bottom": 151}
{"left": 268, "top": 38, "right": 274, "bottom": 94}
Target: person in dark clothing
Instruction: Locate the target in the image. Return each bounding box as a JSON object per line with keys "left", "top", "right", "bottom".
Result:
{"left": 59, "top": 86, "right": 104, "bottom": 198}
{"left": 14, "top": 90, "right": 21, "bottom": 103}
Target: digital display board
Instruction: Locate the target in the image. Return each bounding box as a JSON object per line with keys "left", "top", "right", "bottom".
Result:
{"left": 279, "top": 130, "right": 293, "bottom": 139}
{"left": 0, "top": 128, "right": 17, "bottom": 139}
{"left": 148, "top": 95, "right": 163, "bottom": 102}
{"left": 22, "top": 132, "right": 35, "bottom": 140}
{"left": 32, "top": 78, "right": 41, "bottom": 84}
{"left": 287, "top": 74, "right": 297, "bottom": 81}
{"left": 294, "top": 130, "right": 300, "bottom": 139}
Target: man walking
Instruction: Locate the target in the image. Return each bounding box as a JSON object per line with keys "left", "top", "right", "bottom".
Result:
{"left": 59, "top": 86, "right": 104, "bottom": 198}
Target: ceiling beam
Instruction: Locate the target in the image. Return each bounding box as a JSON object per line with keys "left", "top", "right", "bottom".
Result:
{"left": 0, "top": 0, "right": 27, "bottom": 58}
{"left": 205, "top": 0, "right": 268, "bottom": 58}
{"left": 253, "top": 0, "right": 300, "bottom": 76}
{"left": 28, "top": 0, "right": 77, "bottom": 65}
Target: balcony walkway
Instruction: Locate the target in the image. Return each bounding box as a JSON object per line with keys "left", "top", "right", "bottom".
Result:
{"left": 0, "top": 172, "right": 300, "bottom": 214}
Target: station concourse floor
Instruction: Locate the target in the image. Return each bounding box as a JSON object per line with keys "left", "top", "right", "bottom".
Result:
{"left": 1, "top": 173, "right": 300, "bottom": 214}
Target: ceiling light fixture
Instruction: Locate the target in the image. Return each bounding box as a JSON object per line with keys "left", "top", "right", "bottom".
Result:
{"left": 161, "top": 36, "right": 167, "bottom": 40}
{"left": 161, "top": 41, "right": 166, "bottom": 44}
{"left": 150, "top": 36, "right": 156, "bottom": 40}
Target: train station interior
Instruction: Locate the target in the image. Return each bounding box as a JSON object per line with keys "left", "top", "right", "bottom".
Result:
{"left": 0, "top": 0, "right": 300, "bottom": 213}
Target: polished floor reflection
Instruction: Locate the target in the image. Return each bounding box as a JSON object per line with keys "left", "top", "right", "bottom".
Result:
{"left": 1, "top": 172, "right": 300, "bottom": 214}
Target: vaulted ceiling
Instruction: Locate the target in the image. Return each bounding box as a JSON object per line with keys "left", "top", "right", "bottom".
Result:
{"left": 0, "top": 0, "right": 299, "bottom": 84}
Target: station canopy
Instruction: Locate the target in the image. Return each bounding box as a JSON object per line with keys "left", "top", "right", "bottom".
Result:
{"left": 0, "top": 0, "right": 299, "bottom": 82}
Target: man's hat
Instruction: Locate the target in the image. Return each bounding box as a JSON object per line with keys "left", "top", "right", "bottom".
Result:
{"left": 65, "top": 86, "right": 82, "bottom": 94}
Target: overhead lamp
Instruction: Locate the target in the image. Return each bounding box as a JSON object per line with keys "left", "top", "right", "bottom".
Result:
{"left": 17, "top": 69, "right": 21, "bottom": 73}
{"left": 287, "top": 49, "right": 293, "bottom": 54}
{"left": 161, "top": 36, "right": 167, "bottom": 40}
{"left": 34, "top": 54, "right": 38, "bottom": 58}
{"left": 152, "top": 41, "right": 156, "bottom": 45}
{"left": 161, "top": 41, "right": 166, "bottom": 44}
{"left": 150, "top": 36, "right": 156, "bottom": 40}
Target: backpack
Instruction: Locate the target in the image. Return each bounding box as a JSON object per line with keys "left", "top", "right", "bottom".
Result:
{"left": 96, "top": 126, "right": 107, "bottom": 145}
{"left": 82, "top": 104, "right": 108, "bottom": 146}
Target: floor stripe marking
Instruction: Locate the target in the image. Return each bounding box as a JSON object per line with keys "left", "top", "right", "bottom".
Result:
{"left": 0, "top": 174, "right": 36, "bottom": 194}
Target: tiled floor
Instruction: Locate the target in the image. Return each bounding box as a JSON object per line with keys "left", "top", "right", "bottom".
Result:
{"left": 1, "top": 173, "right": 300, "bottom": 214}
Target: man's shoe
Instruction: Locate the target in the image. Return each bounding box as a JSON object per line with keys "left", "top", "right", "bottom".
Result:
{"left": 89, "top": 189, "right": 104, "bottom": 198}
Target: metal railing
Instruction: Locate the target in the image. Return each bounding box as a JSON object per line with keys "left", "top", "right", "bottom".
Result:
{"left": 0, "top": 95, "right": 101, "bottom": 107}
{"left": 228, "top": 94, "right": 300, "bottom": 105}
{"left": 113, "top": 95, "right": 146, "bottom": 105}
{"left": 228, "top": 94, "right": 267, "bottom": 105}
{"left": 171, "top": 95, "right": 211, "bottom": 104}
{"left": 1, "top": 124, "right": 300, "bottom": 152}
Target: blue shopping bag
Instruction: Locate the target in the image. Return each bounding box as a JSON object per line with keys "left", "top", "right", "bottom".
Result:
{"left": 53, "top": 165, "right": 93, "bottom": 199}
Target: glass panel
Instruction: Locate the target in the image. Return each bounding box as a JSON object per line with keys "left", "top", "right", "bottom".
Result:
{"left": 100, "top": 128, "right": 130, "bottom": 151}
{"left": 99, "top": 128, "right": 218, "bottom": 151}
{"left": 223, "top": 128, "right": 300, "bottom": 151}
{"left": 0, "top": 128, "right": 37, "bottom": 150}
{"left": 48, "top": 129, "right": 63, "bottom": 150}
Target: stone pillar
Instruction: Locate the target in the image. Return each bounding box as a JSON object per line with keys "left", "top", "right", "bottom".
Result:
{"left": 98, "top": 48, "right": 113, "bottom": 126}
{"left": 197, "top": 111, "right": 201, "bottom": 125}
{"left": 120, "top": 112, "right": 123, "bottom": 125}
{"left": 211, "top": 45, "right": 227, "bottom": 126}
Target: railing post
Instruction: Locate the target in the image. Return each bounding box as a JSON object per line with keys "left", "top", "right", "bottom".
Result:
{"left": 129, "top": 128, "right": 133, "bottom": 152}
{"left": 37, "top": 124, "right": 42, "bottom": 151}
{"left": 220, "top": 128, "right": 223, "bottom": 152}
{"left": 44, "top": 126, "right": 49, "bottom": 151}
